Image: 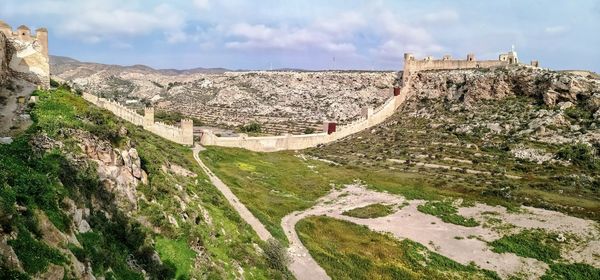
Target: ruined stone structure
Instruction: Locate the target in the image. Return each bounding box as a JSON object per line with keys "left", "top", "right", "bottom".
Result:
{"left": 0, "top": 20, "right": 50, "bottom": 88}
{"left": 82, "top": 92, "right": 194, "bottom": 145}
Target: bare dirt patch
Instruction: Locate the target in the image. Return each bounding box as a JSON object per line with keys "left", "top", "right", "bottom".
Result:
{"left": 284, "top": 183, "right": 600, "bottom": 279}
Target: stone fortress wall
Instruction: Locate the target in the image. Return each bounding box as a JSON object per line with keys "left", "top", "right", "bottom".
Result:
{"left": 82, "top": 92, "right": 193, "bottom": 145}
{"left": 0, "top": 20, "right": 50, "bottom": 88}
{"left": 199, "top": 49, "right": 537, "bottom": 152}
{"left": 78, "top": 48, "right": 536, "bottom": 152}
{"left": 199, "top": 85, "right": 410, "bottom": 152}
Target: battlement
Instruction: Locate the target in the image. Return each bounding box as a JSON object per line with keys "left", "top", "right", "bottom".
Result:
{"left": 403, "top": 49, "right": 528, "bottom": 75}
{"left": 0, "top": 20, "right": 49, "bottom": 88}
{"left": 0, "top": 22, "right": 48, "bottom": 43}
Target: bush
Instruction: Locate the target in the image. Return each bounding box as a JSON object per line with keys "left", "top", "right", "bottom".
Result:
{"left": 490, "top": 229, "right": 560, "bottom": 263}
{"left": 240, "top": 122, "right": 262, "bottom": 133}
{"left": 417, "top": 200, "right": 480, "bottom": 227}
{"left": 49, "top": 79, "right": 60, "bottom": 88}
{"left": 303, "top": 127, "right": 316, "bottom": 134}
{"left": 263, "top": 238, "right": 289, "bottom": 272}
{"left": 556, "top": 144, "right": 599, "bottom": 170}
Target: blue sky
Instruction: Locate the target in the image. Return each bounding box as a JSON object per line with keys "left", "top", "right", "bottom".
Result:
{"left": 1, "top": 0, "right": 599, "bottom": 71}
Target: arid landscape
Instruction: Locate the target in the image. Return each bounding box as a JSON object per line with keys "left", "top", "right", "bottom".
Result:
{"left": 1, "top": 1, "right": 600, "bottom": 280}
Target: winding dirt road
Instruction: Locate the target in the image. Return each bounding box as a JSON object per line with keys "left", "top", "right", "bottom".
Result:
{"left": 193, "top": 146, "right": 272, "bottom": 241}
{"left": 193, "top": 146, "right": 330, "bottom": 279}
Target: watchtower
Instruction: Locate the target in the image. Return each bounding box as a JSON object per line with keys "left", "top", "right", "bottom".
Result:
{"left": 16, "top": 25, "right": 31, "bottom": 41}
{"left": 180, "top": 119, "right": 194, "bottom": 145}
{"left": 144, "top": 107, "right": 155, "bottom": 128}
{"left": 467, "top": 53, "right": 476, "bottom": 61}
{"left": 35, "top": 28, "right": 49, "bottom": 57}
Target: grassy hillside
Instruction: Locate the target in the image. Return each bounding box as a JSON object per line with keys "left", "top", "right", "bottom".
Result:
{"left": 0, "top": 88, "right": 287, "bottom": 279}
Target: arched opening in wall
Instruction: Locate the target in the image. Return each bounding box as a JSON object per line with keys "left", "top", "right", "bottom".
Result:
{"left": 22, "top": 33, "right": 26, "bottom": 36}
{"left": 476, "top": 64, "right": 480, "bottom": 68}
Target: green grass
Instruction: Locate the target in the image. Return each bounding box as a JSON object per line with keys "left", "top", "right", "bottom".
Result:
{"left": 342, "top": 203, "right": 395, "bottom": 218}
{"left": 489, "top": 229, "right": 561, "bottom": 263}
{"left": 200, "top": 147, "right": 462, "bottom": 243}
{"left": 541, "top": 263, "right": 600, "bottom": 280}
{"left": 0, "top": 88, "right": 285, "bottom": 279}
{"left": 155, "top": 237, "right": 196, "bottom": 279}
{"left": 417, "top": 200, "right": 480, "bottom": 227}
{"left": 296, "top": 216, "right": 499, "bottom": 280}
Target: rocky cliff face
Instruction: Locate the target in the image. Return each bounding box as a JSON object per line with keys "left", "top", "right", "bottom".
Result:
{"left": 70, "top": 129, "right": 147, "bottom": 210}
{"left": 407, "top": 66, "right": 600, "bottom": 109}
{"left": 0, "top": 32, "right": 9, "bottom": 86}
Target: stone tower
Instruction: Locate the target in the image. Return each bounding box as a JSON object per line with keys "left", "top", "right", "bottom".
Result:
{"left": 16, "top": 25, "right": 31, "bottom": 41}
{"left": 180, "top": 119, "right": 194, "bottom": 145}
{"left": 144, "top": 107, "right": 155, "bottom": 128}
{"left": 35, "top": 28, "right": 48, "bottom": 58}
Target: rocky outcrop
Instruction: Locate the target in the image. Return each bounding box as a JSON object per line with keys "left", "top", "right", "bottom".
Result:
{"left": 408, "top": 66, "right": 600, "bottom": 107}
{"left": 70, "top": 130, "right": 147, "bottom": 210}
{"left": 0, "top": 32, "right": 8, "bottom": 86}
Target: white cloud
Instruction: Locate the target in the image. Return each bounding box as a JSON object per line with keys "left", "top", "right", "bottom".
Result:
{"left": 226, "top": 23, "right": 356, "bottom": 53}
{"left": 370, "top": 10, "right": 444, "bottom": 60}
{"left": 314, "top": 12, "right": 367, "bottom": 36}
{"left": 193, "top": 0, "right": 210, "bottom": 10}
{"left": 423, "top": 10, "right": 459, "bottom": 24}
{"left": 3, "top": 0, "right": 188, "bottom": 43}
{"left": 544, "top": 26, "right": 568, "bottom": 35}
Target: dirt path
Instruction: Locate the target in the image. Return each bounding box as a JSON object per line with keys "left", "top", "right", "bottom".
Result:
{"left": 281, "top": 183, "right": 600, "bottom": 279}
{"left": 193, "top": 146, "right": 272, "bottom": 241}
{"left": 193, "top": 146, "right": 331, "bottom": 280}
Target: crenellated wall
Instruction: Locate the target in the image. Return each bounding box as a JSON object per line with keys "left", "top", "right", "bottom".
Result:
{"left": 82, "top": 92, "right": 193, "bottom": 145}
{"left": 199, "top": 83, "right": 411, "bottom": 152}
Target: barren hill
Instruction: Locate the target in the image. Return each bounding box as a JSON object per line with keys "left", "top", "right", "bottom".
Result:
{"left": 50, "top": 56, "right": 397, "bottom": 134}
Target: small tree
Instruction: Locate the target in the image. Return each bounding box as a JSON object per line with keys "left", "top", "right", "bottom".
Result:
{"left": 263, "top": 238, "right": 290, "bottom": 272}
{"left": 241, "top": 122, "right": 262, "bottom": 133}
{"left": 303, "top": 127, "right": 316, "bottom": 134}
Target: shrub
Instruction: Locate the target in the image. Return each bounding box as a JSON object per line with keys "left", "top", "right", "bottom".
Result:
{"left": 417, "top": 200, "right": 480, "bottom": 227}
{"left": 263, "top": 238, "right": 289, "bottom": 272}
{"left": 541, "top": 263, "right": 600, "bottom": 280}
{"left": 240, "top": 122, "right": 262, "bottom": 133}
{"left": 489, "top": 229, "right": 560, "bottom": 263}
{"left": 49, "top": 79, "right": 60, "bottom": 88}
{"left": 303, "top": 127, "right": 316, "bottom": 134}
{"left": 556, "top": 144, "right": 599, "bottom": 170}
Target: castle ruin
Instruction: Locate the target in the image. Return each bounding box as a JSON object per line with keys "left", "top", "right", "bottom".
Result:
{"left": 0, "top": 20, "right": 50, "bottom": 88}
{"left": 402, "top": 49, "right": 538, "bottom": 85}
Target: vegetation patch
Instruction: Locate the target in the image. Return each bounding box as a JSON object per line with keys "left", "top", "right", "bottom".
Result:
{"left": 489, "top": 229, "right": 561, "bottom": 263}
{"left": 296, "top": 216, "right": 499, "bottom": 279}
{"left": 8, "top": 227, "right": 66, "bottom": 274}
{"left": 155, "top": 237, "right": 196, "bottom": 279}
{"left": 541, "top": 262, "right": 600, "bottom": 280}
{"left": 417, "top": 200, "right": 480, "bottom": 227}
{"left": 342, "top": 203, "right": 395, "bottom": 218}
{"left": 0, "top": 88, "right": 285, "bottom": 279}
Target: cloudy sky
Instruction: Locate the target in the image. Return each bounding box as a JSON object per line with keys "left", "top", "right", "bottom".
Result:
{"left": 1, "top": 0, "right": 599, "bottom": 71}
